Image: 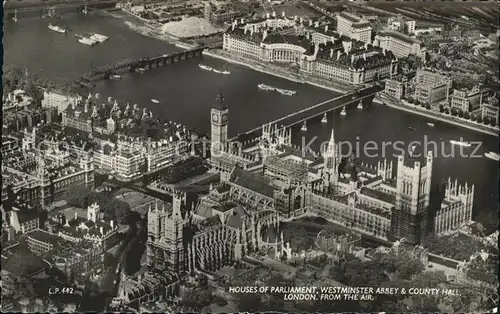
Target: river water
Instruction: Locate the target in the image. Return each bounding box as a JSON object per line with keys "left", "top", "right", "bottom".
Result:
{"left": 4, "top": 12, "right": 498, "bottom": 230}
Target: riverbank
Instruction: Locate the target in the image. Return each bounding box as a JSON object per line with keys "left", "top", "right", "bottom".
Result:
{"left": 380, "top": 94, "right": 499, "bottom": 137}
{"left": 203, "top": 49, "right": 355, "bottom": 94}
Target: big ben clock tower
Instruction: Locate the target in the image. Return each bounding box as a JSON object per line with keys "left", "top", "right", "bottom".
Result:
{"left": 211, "top": 92, "right": 229, "bottom": 156}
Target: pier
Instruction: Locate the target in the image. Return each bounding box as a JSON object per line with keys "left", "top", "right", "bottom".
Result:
{"left": 236, "top": 85, "right": 382, "bottom": 140}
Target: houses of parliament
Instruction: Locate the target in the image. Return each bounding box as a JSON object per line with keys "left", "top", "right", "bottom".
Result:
{"left": 145, "top": 93, "right": 474, "bottom": 275}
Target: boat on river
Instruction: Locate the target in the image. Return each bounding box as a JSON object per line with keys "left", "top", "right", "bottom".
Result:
{"left": 151, "top": 99, "right": 160, "bottom": 104}
{"left": 48, "top": 24, "right": 66, "bottom": 34}
{"left": 485, "top": 152, "right": 499, "bottom": 161}
{"left": 199, "top": 64, "right": 212, "bottom": 71}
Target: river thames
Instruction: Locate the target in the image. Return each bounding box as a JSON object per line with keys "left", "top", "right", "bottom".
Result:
{"left": 3, "top": 12, "right": 498, "bottom": 230}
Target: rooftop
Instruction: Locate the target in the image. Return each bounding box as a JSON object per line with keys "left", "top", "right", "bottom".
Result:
{"left": 377, "top": 29, "right": 423, "bottom": 46}
{"left": 229, "top": 166, "right": 275, "bottom": 198}
{"left": 359, "top": 187, "right": 396, "bottom": 204}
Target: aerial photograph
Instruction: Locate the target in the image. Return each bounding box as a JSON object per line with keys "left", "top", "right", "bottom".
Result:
{"left": 1, "top": 0, "right": 498, "bottom": 312}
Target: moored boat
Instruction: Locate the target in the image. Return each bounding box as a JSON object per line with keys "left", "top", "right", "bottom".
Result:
{"left": 222, "top": 70, "right": 230, "bottom": 75}
{"left": 321, "top": 113, "right": 328, "bottom": 123}
{"left": 136, "top": 67, "right": 147, "bottom": 74}
{"left": 110, "top": 75, "right": 121, "bottom": 80}
{"left": 485, "top": 151, "right": 500, "bottom": 161}
{"left": 151, "top": 99, "right": 160, "bottom": 104}
{"left": 357, "top": 101, "right": 363, "bottom": 110}
{"left": 258, "top": 83, "right": 272, "bottom": 91}
{"left": 78, "top": 37, "right": 97, "bottom": 46}
{"left": 48, "top": 24, "right": 66, "bottom": 33}
{"left": 427, "top": 123, "right": 435, "bottom": 127}
{"left": 90, "top": 33, "right": 109, "bottom": 43}
{"left": 408, "top": 126, "right": 416, "bottom": 131}
{"left": 199, "top": 64, "right": 212, "bottom": 71}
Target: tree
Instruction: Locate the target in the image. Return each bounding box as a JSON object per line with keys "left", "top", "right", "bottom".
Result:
{"left": 450, "top": 108, "right": 458, "bottom": 116}
{"left": 184, "top": 288, "right": 214, "bottom": 312}
{"left": 407, "top": 96, "right": 414, "bottom": 103}
{"left": 463, "top": 112, "right": 470, "bottom": 119}
{"left": 458, "top": 111, "right": 464, "bottom": 118}
{"left": 425, "top": 104, "right": 431, "bottom": 110}
{"left": 65, "top": 185, "right": 92, "bottom": 208}
{"left": 476, "top": 116, "right": 483, "bottom": 123}
{"left": 439, "top": 105, "right": 444, "bottom": 112}
{"left": 282, "top": 225, "right": 309, "bottom": 251}
{"left": 237, "top": 294, "right": 263, "bottom": 312}
{"left": 444, "top": 108, "right": 450, "bottom": 114}
{"left": 414, "top": 99, "right": 420, "bottom": 106}
{"left": 483, "top": 117, "right": 490, "bottom": 125}
{"left": 490, "top": 119, "right": 497, "bottom": 127}
{"left": 103, "top": 252, "right": 117, "bottom": 268}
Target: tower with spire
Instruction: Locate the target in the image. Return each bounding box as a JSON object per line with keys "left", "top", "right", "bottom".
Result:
{"left": 210, "top": 91, "right": 229, "bottom": 157}
{"left": 164, "top": 190, "right": 186, "bottom": 274}
{"left": 322, "top": 123, "right": 340, "bottom": 193}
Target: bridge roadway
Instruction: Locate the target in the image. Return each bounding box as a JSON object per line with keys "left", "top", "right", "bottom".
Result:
{"left": 242, "top": 84, "right": 381, "bottom": 137}
{"left": 78, "top": 46, "right": 207, "bottom": 81}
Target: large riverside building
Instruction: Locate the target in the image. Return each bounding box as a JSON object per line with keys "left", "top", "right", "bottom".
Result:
{"left": 480, "top": 97, "right": 499, "bottom": 124}
{"left": 414, "top": 68, "right": 452, "bottom": 105}
{"left": 223, "top": 16, "right": 397, "bottom": 85}
{"left": 336, "top": 12, "right": 373, "bottom": 43}
{"left": 434, "top": 178, "right": 474, "bottom": 235}
{"left": 374, "top": 30, "right": 426, "bottom": 59}
{"left": 450, "top": 86, "right": 487, "bottom": 113}
{"left": 42, "top": 90, "right": 81, "bottom": 115}
{"left": 205, "top": 95, "right": 474, "bottom": 245}
{"left": 384, "top": 75, "right": 408, "bottom": 99}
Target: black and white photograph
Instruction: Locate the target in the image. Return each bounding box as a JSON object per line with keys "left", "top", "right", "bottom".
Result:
{"left": 1, "top": 0, "right": 498, "bottom": 312}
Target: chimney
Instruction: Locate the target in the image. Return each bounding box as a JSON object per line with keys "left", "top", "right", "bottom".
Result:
{"left": 282, "top": 11, "right": 285, "bottom": 17}
{"left": 240, "top": 18, "right": 244, "bottom": 24}
{"left": 315, "top": 21, "right": 319, "bottom": 28}
{"left": 309, "top": 20, "right": 313, "bottom": 27}
{"left": 232, "top": 24, "right": 235, "bottom": 31}
{"left": 330, "top": 49, "right": 333, "bottom": 58}
{"left": 294, "top": 15, "right": 297, "bottom": 21}
{"left": 266, "top": 12, "right": 270, "bottom": 19}
{"left": 244, "top": 27, "right": 247, "bottom": 35}
{"left": 325, "top": 25, "right": 328, "bottom": 32}
{"left": 363, "top": 53, "right": 366, "bottom": 60}
{"left": 250, "top": 28, "right": 254, "bottom": 36}
{"left": 110, "top": 220, "right": 114, "bottom": 228}
{"left": 383, "top": 48, "right": 386, "bottom": 56}
{"left": 337, "top": 50, "right": 341, "bottom": 60}
{"left": 263, "top": 29, "right": 268, "bottom": 40}
{"left": 272, "top": 11, "right": 276, "bottom": 18}
{"left": 365, "top": 43, "right": 368, "bottom": 50}
{"left": 300, "top": 17, "right": 303, "bottom": 23}
{"left": 331, "top": 36, "right": 335, "bottom": 43}
{"left": 74, "top": 212, "right": 78, "bottom": 220}
{"left": 100, "top": 226, "right": 104, "bottom": 235}
{"left": 324, "top": 38, "right": 327, "bottom": 45}
{"left": 351, "top": 55, "right": 355, "bottom": 64}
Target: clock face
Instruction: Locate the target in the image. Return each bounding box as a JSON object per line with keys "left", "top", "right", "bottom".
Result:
{"left": 212, "top": 114, "right": 219, "bottom": 122}
{"left": 222, "top": 114, "right": 228, "bottom": 123}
